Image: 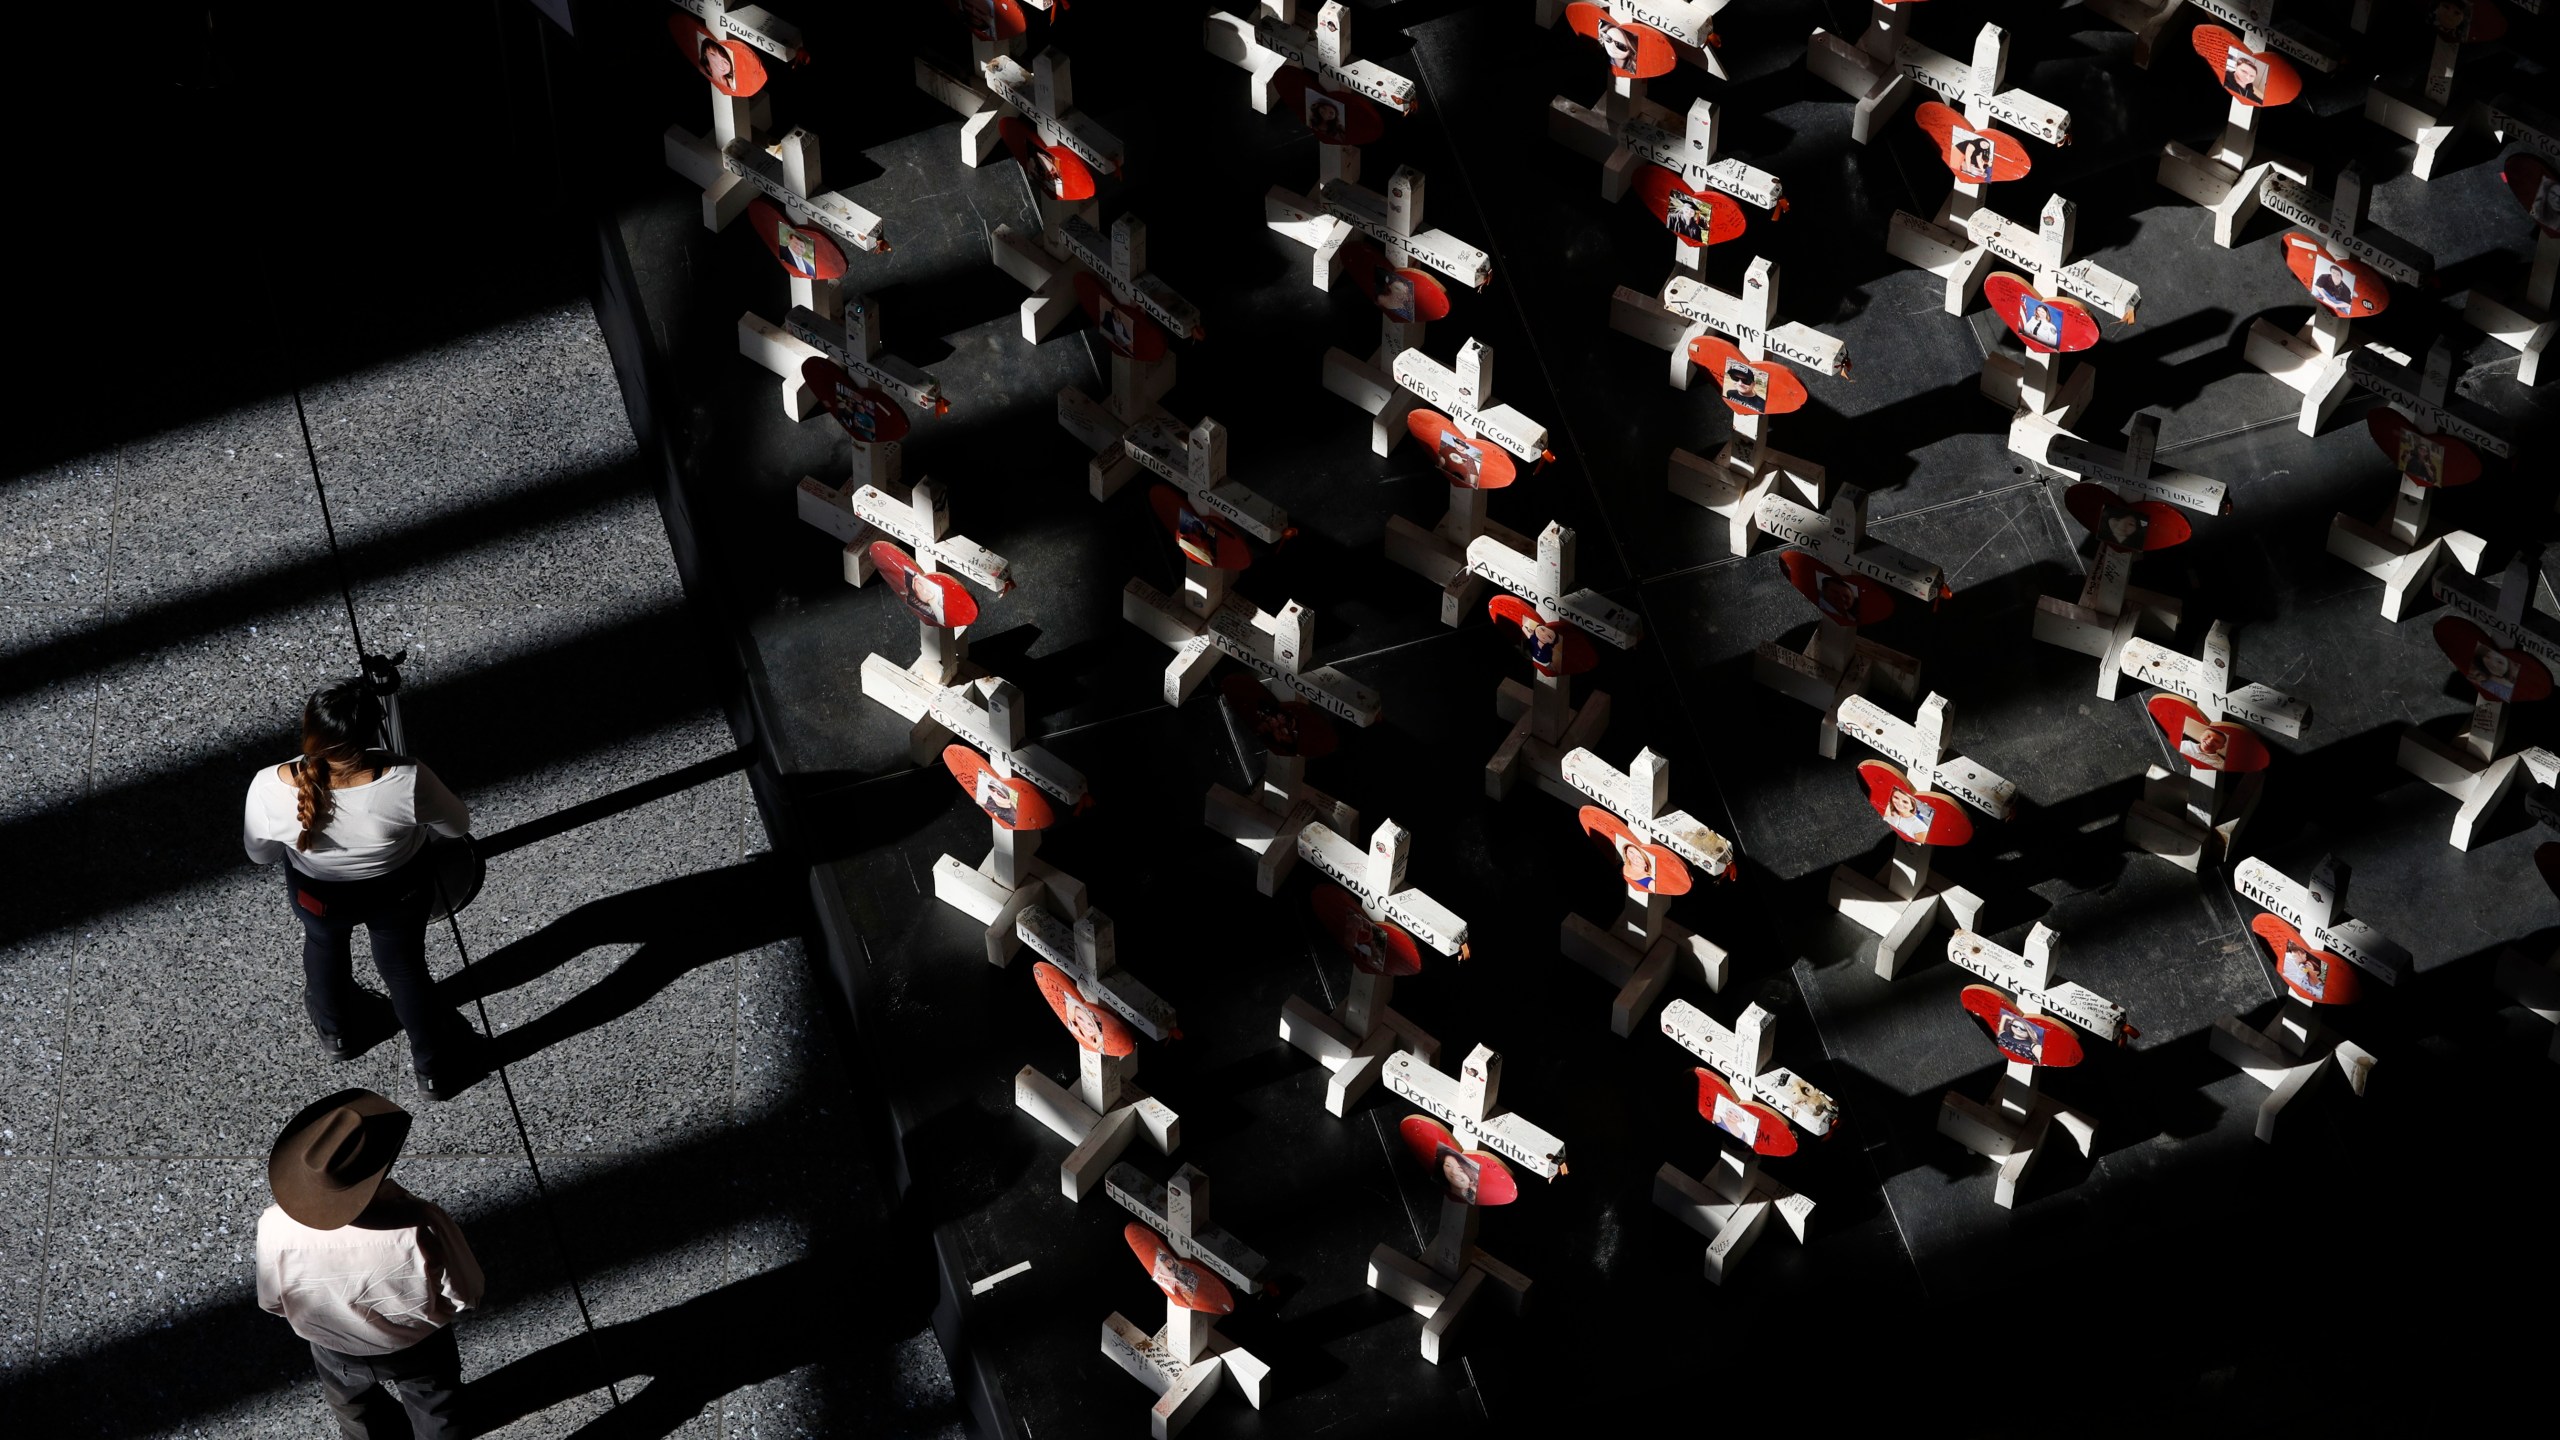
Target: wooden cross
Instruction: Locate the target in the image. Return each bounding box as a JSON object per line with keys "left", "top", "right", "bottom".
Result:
{"left": 1379, "top": 339, "right": 1557, "bottom": 624}
{"left": 833, "top": 476, "right": 1011, "bottom": 704}
{"left": 1104, "top": 415, "right": 1290, "bottom": 614}
{"left": 1750, "top": 486, "right": 1940, "bottom": 756}
{"left": 1634, "top": 257, "right": 1846, "bottom": 553}
{"left": 1560, "top": 747, "right": 1735, "bottom": 1035}
{"left": 2326, "top": 339, "right": 2499, "bottom": 620}
{"left": 1013, "top": 910, "right": 1180, "bottom": 1201}
{"left": 1969, "top": 194, "right": 2141, "bottom": 439}
{"left": 768, "top": 291, "right": 948, "bottom": 441}
{"left": 1280, "top": 819, "right": 1465, "bottom": 1115}
{"left": 2360, "top": 0, "right": 2485, "bottom": 178}
{"left": 957, "top": 53, "right": 1134, "bottom": 341}
{"left": 1656, "top": 1000, "right": 1834, "bottom": 1281}
{"left": 1472, "top": 524, "right": 1638, "bottom": 801}
{"left": 1100, "top": 1163, "right": 1272, "bottom": 1435}
{"left": 1546, "top": 3, "right": 1750, "bottom": 199}
{"left": 719, "top": 126, "right": 890, "bottom": 274}
{"left": 927, "top": 676, "right": 1091, "bottom": 965}
{"left": 2472, "top": 100, "right": 2560, "bottom": 383}
{"left": 1127, "top": 582, "right": 1380, "bottom": 717}
{"left": 909, "top": 0, "right": 1059, "bottom": 166}
{"left": 2155, "top": 0, "right": 2340, "bottom": 246}
{"left": 1829, "top": 692, "right": 2014, "bottom": 979}
{"left": 1884, "top": 26, "right": 2072, "bottom": 315}
{"left": 1199, "top": 623, "right": 1365, "bottom": 896}
{"left": 662, "top": 1, "right": 803, "bottom": 228}
{"left": 2242, "top": 165, "right": 2432, "bottom": 434}
{"left": 2032, "top": 413, "right": 2228, "bottom": 700}
{"left": 1047, "top": 214, "right": 1209, "bottom": 479}
{"left": 2220, "top": 855, "right": 2409, "bottom": 1142}
{"left": 1371, "top": 1043, "right": 1562, "bottom": 1363}
{"left": 1289, "top": 167, "right": 1494, "bottom": 457}
{"left": 2401, "top": 553, "right": 2560, "bottom": 849}
{"left": 1938, "top": 925, "right": 2127, "bottom": 1209}
{"left": 1805, "top": 1, "right": 1921, "bottom": 143}
{"left": 1208, "top": 1, "right": 1416, "bottom": 189}
{"left": 2120, "top": 621, "right": 2309, "bottom": 867}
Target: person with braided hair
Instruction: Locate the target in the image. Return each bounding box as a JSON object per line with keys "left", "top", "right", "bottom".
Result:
{"left": 243, "top": 679, "right": 482, "bottom": 1101}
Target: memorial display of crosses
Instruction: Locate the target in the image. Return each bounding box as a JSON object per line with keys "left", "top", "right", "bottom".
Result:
{"left": 1559, "top": 747, "right": 1735, "bottom": 1035}
{"left": 1280, "top": 820, "right": 1470, "bottom": 1116}
{"left": 1655, "top": 999, "right": 1836, "bottom": 1282}
{"left": 1751, "top": 487, "right": 1947, "bottom": 757}
{"left": 1479, "top": 523, "right": 1639, "bottom": 802}
{"left": 1101, "top": 1163, "right": 1272, "bottom": 1438}
{"left": 1938, "top": 926, "right": 2133, "bottom": 1209}
{"left": 1881, "top": 25, "right": 2073, "bottom": 316}
{"left": 1051, "top": 214, "right": 1212, "bottom": 486}
{"left": 2327, "top": 338, "right": 2505, "bottom": 620}
{"left": 723, "top": 130, "right": 896, "bottom": 421}
{"left": 939, "top": 50, "right": 1137, "bottom": 343}
{"left": 2219, "top": 856, "right": 2409, "bottom": 1143}
{"left": 1014, "top": 910, "right": 1181, "bottom": 1201}
{"left": 2032, "top": 412, "right": 2229, "bottom": 700}
{"left": 2241, "top": 164, "right": 2431, "bottom": 435}
{"left": 664, "top": 1, "right": 809, "bottom": 228}
{"left": 2399, "top": 551, "right": 2560, "bottom": 849}
{"left": 1380, "top": 339, "right": 1559, "bottom": 624}
{"left": 1370, "top": 1045, "right": 1564, "bottom": 1363}
{"left": 1829, "top": 693, "right": 2016, "bottom": 978}
{"left": 2155, "top": 1, "right": 2340, "bottom": 247}
{"left": 930, "top": 679, "right": 1092, "bottom": 965}
{"left": 2119, "top": 621, "right": 2309, "bottom": 869}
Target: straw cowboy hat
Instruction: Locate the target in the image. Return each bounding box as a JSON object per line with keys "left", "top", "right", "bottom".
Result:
{"left": 269, "top": 1088, "right": 412, "bottom": 1229}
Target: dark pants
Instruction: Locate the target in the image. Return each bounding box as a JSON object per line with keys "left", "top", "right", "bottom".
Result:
{"left": 309, "top": 1325, "right": 466, "bottom": 1440}
{"left": 290, "top": 852, "right": 462, "bottom": 1070}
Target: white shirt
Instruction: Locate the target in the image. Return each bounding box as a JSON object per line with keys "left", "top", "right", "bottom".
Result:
{"left": 243, "top": 758, "right": 471, "bottom": 882}
{"left": 255, "top": 1183, "right": 487, "bottom": 1356}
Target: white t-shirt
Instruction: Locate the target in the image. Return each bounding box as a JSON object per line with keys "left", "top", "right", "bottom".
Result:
{"left": 243, "top": 757, "right": 471, "bottom": 882}
{"left": 255, "top": 1184, "right": 485, "bottom": 1356}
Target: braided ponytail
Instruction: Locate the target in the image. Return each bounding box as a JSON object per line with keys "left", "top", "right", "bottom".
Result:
{"left": 293, "top": 679, "right": 385, "bottom": 852}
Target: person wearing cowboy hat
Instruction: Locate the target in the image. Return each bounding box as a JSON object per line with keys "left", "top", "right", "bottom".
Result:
{"left": 257, "top": 1089, "right": 484, "bottom": 1439}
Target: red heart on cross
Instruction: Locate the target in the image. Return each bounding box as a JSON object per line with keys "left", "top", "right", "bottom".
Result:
{"left": 1124, "top": 1224, "right": 1237, "bottom": 1314}
{"left": 1580, "top": 806, "right": 1693, "bottom": 897}
{"left": 1407, "top": 411, "right": 1519, "bottom": 490}
{"left": 670, "top": 16, "right": 771, "bottom": 97}
{"left": 749, "top": 199, "right": 849, "bottom": 281}
{"left": 1686, "top": 336, "right": 1809, "bottom": 416}
{"left": 2065, "top": 483, "right": 2192, "bottom": 553}
{"left": 1960, "top": 985, "right": 2086, "bottom": 1067}
{"left": 1314, "top": 886, "right": 1422, "bottom": 976}
{"left": 1034, "top": 960, "right": 1138, "bottom": 1056}
{"left": 1399, "top": 1116, "right": 1521, "bottom": 1206}
{"left": 1693, "top": 1068, "right": 1798, "bottom": 1156}
{"left": 1148, "top": 486, "right": 1253, "bottom": 571}
{"left": 1343, "top": 241, "right": 1454, "bottom": 323}
{"left": 1274, "top": 68, "right": 1388, "bottom": 146}
{"left": 2250, "top": 914, "right": 2359, "bottom": 1005}
{"left": 2502, "top": 154, "right": 2560, "bottom": 238}
{"left": 1488, "top": 595, "right": 1598, "bottom": 677}
{"left": 2146, "top": 695, "right": 2272, "bottom": 774}
{"left": 1567, "top": 3, "right": 1679, "bottom": 79}
{"left": 1782, "top": 552, "right": 1895, "bottom": 627}
{"left": 803, "top": 359, "right": 913, "bottom": 445}
{"left": 2190, "top": 27, "right": 2302, "bottom": 108}
{"left": 1220, "top": 674, "right": 1339, "bottom": 762}
{"left": 2435, "top": 616, "right": 2554, "bottom": 704}
{"left": 869, "top": 543, "right": 977, "bottom": 628}
{"left": 1073, "top": 274, "right": 1170, "bottom": 361}
{"left": 2283, "top": 233, "right": 2389, "bottom": 318}
{"left": 1915, "top": 102, "right": 2033, "bottom": 183}
{"left": 1634, "top": 166, "right": 1749, "bottom": 248}
{"left": 1858, "top": 761, "right": 1974, "bottom": 847}
{"left": 1983, "top": 273, "right": 2101, "bottom": 354}
{"left": 942, "top": 743, "right": 1057, "bottom": 833}
{"left": 2366, "top": 409, "right": 2481, "bottom": 489}
{"left": 1000, "top": 117, "right": 1099, "bottom": 202}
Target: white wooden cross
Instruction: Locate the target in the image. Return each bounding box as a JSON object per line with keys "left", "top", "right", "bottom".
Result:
{"left": 2472, "top": 102, "right": 2560, "bottom": 383}
{"left": 1473, "top": 524, "right": 1639, "bottom": 802}
{"left": 1631, "top": 257, "right": 1846, "bottom": 552}
{"left": 1560, "top": 747, "right": 1735, "bottom": 1035}
{"left": 712, "top": 126, "right": 891, "bottom": 297}
{"left": 1200, "top": 634, "right": 1365, "bottom": 897}
{"left": 1969, "top": 194, "right": 2142, "bottom": 445}
{"left": 2030, "top": 415, "right": 2226, "bottom": 700}
{"left": 766, "top": 289, "right": 948, "bottom": 440}
{"left": 928, "top": 676, "right": 1091, "bottom": 966}
{"left": 1279, "top": 819, "right": 1467, "bottom": 1115}
{"left": 2155, "top": 0, "right": 2340, "bottom": 246}
{"left": 1750, "top": 486, "right": 1941, "bottom": 757}
{"left": 662, "top": 1, "right": 804, "bottom": 228}
{"left": 1379, "top": 339, "right": 1557, "bottom": 624}
{"left": 1101, "top": 1163, "right": 1273, "bottom": 1438}
{"left": 831, "top": 479, "right": 1014, "bottom": 752}
{"left": 1371, "top": 1044, "right": 1561, "bottom": 1364}
{"left": 1208, "top": 2, "right": 1416, "bottom": 189}
{"left": 1938, "top": 925, "right": 2129, "bottom": 1209}
{"left": 909, "top": 0, "right": 1062, "bottom": 166}
{"left": 2084, "top": 0, "right": 2318, "bottom": 68}
{"left": 1127, "top": 583, "right": 1379, "bottom": 730}
{"left": 2326, "top": 339, "right": 2499, "bottom": 620}
{"left": 1884, "top": 26, "right": 2072, "bottom": 316}
{"left": 1013, "top": 910, "right": 1181, "bottom": 1201}
{"left": 1285, "top": 166, "right": 1493, "bottom": 456}
{"left": 1805, "top": 1, "right": 1921, "bottom": 143}
{"left": 1829, "top": 692, "right": 2015, "bottom": 979}
{"left": 1544, "top": 3, "right": 1746, "bottom": 199}
{"left": 1102, "top": 414, "right": 1290, "bottom": 639}
{"left": 2241, "top": 165, "right": 2431, "bottom": 434}
{"left": 1614, "top": 102, "right": 1784, "bottom": 288}
{"left": 2400, "top": 553, "right": 2560, "bottom": 849}
{"left": 2361, "top": 0, "right": 2490, "bottom": 179}
{"left": 959, "top": 53, "right": 1132, "bottom": 341}
{"left": 2120, "top": 621, "right": 2309, "bottom": 868}
{"left": 1050, "top": 213, "right": 1210, "bottom": 474}
{"left": 1655, "top": 1000, "right": 1835, "bottom": 1282}
{"left": 2219, "top": 855, "right": 2409, "bottom": 1142}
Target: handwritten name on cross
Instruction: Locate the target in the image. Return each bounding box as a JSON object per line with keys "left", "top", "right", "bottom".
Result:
{"left": 2045, "top": 411, "right": 2228, "bottom": 514}
{"left": 1564, "top": 747, "right": 1736, "bottom": 878}
{"left": 2120, "top": 621, "right": 2310, "bottom": 735}
{"left": 2259, "top": 166, "right": 2428, "bottom": 287}
{"left": 1623, "top": 99, "right": 1785, "bottom": 214}
{"left": 1663, "top": 258, "right": 1849, "bottom": 375}
{"left": 786, "top": 294, "right": 947, "bottom": 416}
{"left": 673, "top": 0, "right": 803, "bottom": 62}
{"left": 1057, "top": 213, "right": 1206, "bottom": 343}
{"left": 1758, "top": 486, "right": 1947, "bottom": 604}
{"left": 1269, "top": 166, "right": 1492, "bottom": 291}
{"left": 1465, "top": 523, "right": 1642, "bottom": 651}
{"left": 1837, "top": 692, "right": 2017, "bottom": 821}
{"left": 1899, "top": 24, "right": 2070, "bottom": 145}
{"left": 1295, "top": 819, "right": 1468, "bottom": 957}
{"left": 1660, "top": 1001, "right": 1840, "bottom": 1138}
{"left": 984, "top": 50, "right": 1124, "bottom": 177}
{"left": 1392, "top": 340, "right": 1551, "bottom": 464}
{"left": 1019, "top": 911, "right": 1178, "bottom": 1043}
{"left": 1947, "top": 927, "right": 2131, "bottom": 1043}
{"left": 1383, "top": 1045, "right": 1569, "bottom": 1180}
{"left": 1211, "top": 2, "right": 1418, "bottom": 116}
{"left": 2347, "top": 340, "right": 2512, "bottom": 458}
{"left": 1106, "top": 1163, "right": 1268, "bottom": 1296}
{"left": 928, "top": 677, "right": 1088, "bottom": 809}
{"left": 723, "top": 127, "right": 888, "bottom": 256}
{"left": 2435, "top": 553, "right": 2560, "bottom": 675}
{"left": 1966, "top": 194, "right": 2141, "bottom": 325}
{"left": 1201, "top": 599, "right": 1382, "bottom": 725}
{"left": 848, "top": 480, "right": 1012, "bottom": 596}
{"left": 2232, "top": 856, "right": 2412, "bottom": 988}
{"left": 1124, "top": 416, "right": 1289, "bottom": 544}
